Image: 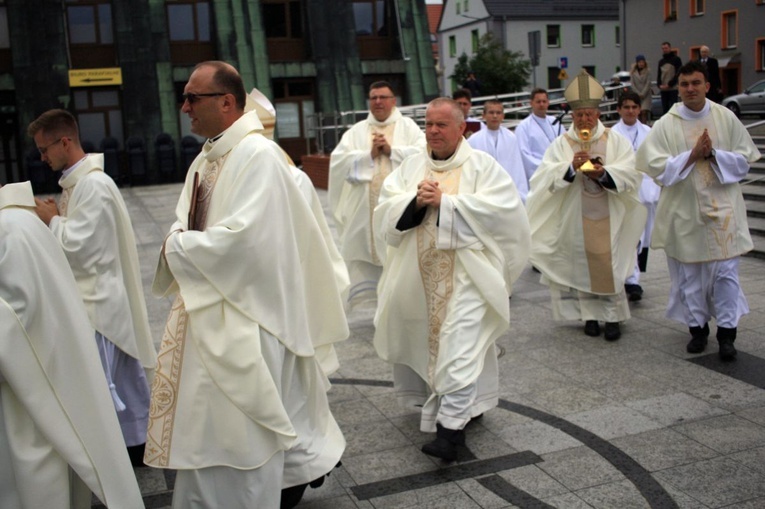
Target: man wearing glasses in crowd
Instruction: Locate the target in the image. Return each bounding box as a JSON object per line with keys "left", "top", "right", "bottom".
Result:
{"left": 329, "top": 81, "right": 425, "bottom": 310}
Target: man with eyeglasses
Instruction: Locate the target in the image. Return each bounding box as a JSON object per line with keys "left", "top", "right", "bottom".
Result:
{"left": 147, "top": 61, "right": 346, "bottom": 508}
{"left": 28, "top": 109, "right": 156, "bottom": 466}
{"left": 527, "top": 71, "right": 646, "bottom": 342}
{"left": 329, "top": 81, "right": 425, "bottom": 311}
{"left": 637, "top": 61, "right": 760, "bottom": 360}
{"left": 0, "top": 180, "right": 144, "bottom": 509}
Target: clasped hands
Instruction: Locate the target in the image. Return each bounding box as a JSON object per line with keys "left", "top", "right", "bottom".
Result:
{"left": 691, "top": 129, "right": 714, "bottom": 163}
{"left": 371, "top": 133, "right": 391, "bottom": 159}
{"left": 415, "top": 179, "right": 441, "bottom": 210}
{"left": 572, "top": 150, "right": 605, "bottom": 180}
{"left": 33, "top": 197, "right": 59, "bottom": 226}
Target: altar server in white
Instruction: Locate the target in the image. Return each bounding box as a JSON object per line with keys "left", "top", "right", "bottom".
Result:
{"left": 610, "top": 90, "right": 660, "bottom": 302}
{"left": 374, "top": 98, "right": 530, "bottom": 462}
{"left": 29, "top": 109, "right": 155, "bottom": 464}
{"left": 637, "top": 61, "right": 761, "bottom": 360}
{"left": 0, "top": 181, "right": 143, "bottom": 509}
{"left": 468, "top": 99, "right": 528, "bottom": 203}
{"left": 515, "top": 88, "right": 565, "bottom": 185}
{"left": 526, "top": 71, "right": 646, "bottom": 342}
{"left": 146, "top": 61, "right": 346, "bottom": 509}
{"left": 329, "top": 81, "right": 425, "bottom": 309}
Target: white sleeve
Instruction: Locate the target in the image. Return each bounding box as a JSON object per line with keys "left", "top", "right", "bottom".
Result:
{"left": 710, "top": 150, "right": 750, "bottom": 184}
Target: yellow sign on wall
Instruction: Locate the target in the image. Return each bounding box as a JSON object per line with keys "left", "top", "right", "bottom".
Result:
{"left": 68, "top": 68, "right": 123, "bottom": 88}
{"left": 558, "top": 69, "right": 569, "bottom": 81}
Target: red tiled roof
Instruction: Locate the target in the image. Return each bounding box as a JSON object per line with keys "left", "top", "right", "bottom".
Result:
{"left": 427, "top": 4, "right": 443, "bottom": 34}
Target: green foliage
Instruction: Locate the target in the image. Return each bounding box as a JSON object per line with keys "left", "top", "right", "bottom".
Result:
{"left": 450, "top": 33, "right": 531, "bottom": 97}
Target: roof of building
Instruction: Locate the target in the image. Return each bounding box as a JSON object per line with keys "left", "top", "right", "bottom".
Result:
{"left": 427, "top": 4, "right": 443, "bottom": 34}
{"left": 482, "top": 0, "right": 618, "bottom": 20}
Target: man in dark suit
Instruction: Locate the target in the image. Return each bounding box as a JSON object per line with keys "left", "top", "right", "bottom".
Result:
{"left": 699, "top": 46, "right": 722, "bottom": 103}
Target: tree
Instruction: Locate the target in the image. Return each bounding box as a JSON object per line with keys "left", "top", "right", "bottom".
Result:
{"left": 450, "top": 33, "right": 531, "bottom": 97}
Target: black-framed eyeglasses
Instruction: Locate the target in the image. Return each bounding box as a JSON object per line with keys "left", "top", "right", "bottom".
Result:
{"left": 182, "top": 92, "right": 226, "bottom": 104}
{"left": 37, "top": 137, "right": 64, "bottom": 155}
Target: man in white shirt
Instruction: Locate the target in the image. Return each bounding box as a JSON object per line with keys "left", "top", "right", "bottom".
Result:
{"left": 29, "top": 109, "right": 156, "bottom": 466}
{"left": 637, "top": 61, "right": 760, "bottom": 360}
{"left": 374, "top": 98, "right": 530, "bottom": 462}
{"left": 329, "top": 81, "right": 425, "bottom": 310}
{"left": 610, "top": 91, "right": 660, "bottom": 302}
{"left": 467, "top": 99, "right": 528, "bottom": 202}
{"left": 515, "top": 88, "right": 565, "bottom": 186}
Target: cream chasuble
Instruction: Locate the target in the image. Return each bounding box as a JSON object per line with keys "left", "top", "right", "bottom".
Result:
{"left": 147, "top": 111, "right": 347, "bottom": 476}
{"left": 527, "top": 121, "right": 646, "bottom": 297}
{"left": 0, "top": 182, "right": 143, "bottom": 509}
{"left": 636, "top": 100, "right": 761, "bottom": 262}
{"left": 374, "top": 141, "right": 530, "bottom": 417}
{"left": 50, "top": 154, "right": 156, "bottom": 372}
{"left": 329, "top": 108, "right": 425, "bottom": 265}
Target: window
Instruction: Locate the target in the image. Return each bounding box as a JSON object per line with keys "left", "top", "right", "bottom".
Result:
{"left": 262, "top": 0, "right": 305, "bottom": 61}
{"left": 0, "top": 4, "right": 10, "bottom": 72}
{"left": 722, "top": 10, "right": 738, "bottom": 49}
{"left": 547, "top": 67, "right": 561, "bottom": 89}
{"left": 583, "top": 65, "right": 596, "bottom": 79}
{"left": 581, "top": 25, "right": 595, "bottom": 47}
{"left": 449, "top": 35, "right": 456, "bottom": 57}
{"left": 456, "top": 1, "right": 460, "bottom": 15}
{"left": 691, "top": 0, "right": 704, "bottom": 16}
{"left": 664, "top": 0, "right": 678, "bottom": 20}
{"left": 166, "top": 1, "right": 214, "bottom": 65}
{"left": 689, "top": 45, "right": 701, "bottom": 61}
{"left": 546, "top": 25, "right": 560, "bottom": 47}
{"left": 73, "top": 88, "right": 123, "bottom": 149}
{"left": 463, "top": 0, "right": 469, "bottom": 11}
{"left": 757, "top": 38, "right": 765, "bottom": 71}
{"left": 615, "top": 26, "right": 620, "bottom": 47}
{"left": 471, "top": 29, "right": 479, "bottom": 53}
{"left": 353, "top": 0, "right": 395, "bottom": 59}
{"left": 66, "top": 1, "right": 116, "bottom": 67}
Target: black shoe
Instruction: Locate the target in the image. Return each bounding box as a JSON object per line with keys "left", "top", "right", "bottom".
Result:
{"left": 604, "top": 322, "right": 621, "bottom": 341}
{"left": 717, "top": 326, "right": 737, "bottom": 361}
{"left": 584, "top": 320, "right": 600, "bottom": 337}
{"left": 127, "top": 443, "right": 147, "bottom": 467}
{"left": 625, "top": 284, "right": 643, "bottom": 302}
{"left": 686, "top": 323, "right": 709, "bottom": 354}
{"left": 421, "top": 423, "right": 465, "bottom": 462}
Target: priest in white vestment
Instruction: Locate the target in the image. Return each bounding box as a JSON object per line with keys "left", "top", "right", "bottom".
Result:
{"left": 636, "top": 61, "right": 761, "bottom": 360}
{"left": 610, "top": 91, "right": 660, "bottom": 302}
{"left": 329, "top": 81, "right": 425, "bottom": 310}
{"left": 374, "top": 98, "right": 530, "bottom": 462}
{"left": 146, "top": 61, "right": 346, "bottom": 509}
{"left": 246, "top": 87, "right": 350, "bottom": 377}
{"left": 515, "top": 88, "right": 565, "bottom": 185}
{"left": 468, "top": 99, "right": 529, "bottom": 203}
{"left": 0, "top": 181, "right": 144, "bottom": 509}
{"left": 28, "top": 109, "right": 156, "bottom": 465}
{"left": 526, "top": 71, "right": 646, "bottom": 342}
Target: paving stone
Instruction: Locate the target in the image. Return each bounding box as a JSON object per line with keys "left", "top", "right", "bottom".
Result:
{"left": 610, "top": 428, "right": 718, "bottom": 472}
{"left": 537, "top": 447, "right": 626, "bottom": 491}
{"left": 541, "top": 492, "right": 593, "bottom": 508}
{"left": 671, "top": 414, "right": 765, "bottom": 453}
{"left": 564, "top": 405, "right": 663, "bottom": 440}
{"left": 497, "top": 420, "right": 583, "bottom": 456}
{"left": 341, "top": 445, "right": 436, "bottom": 486}
{"left": 340, "top": 418, "right": 411, "bottom": 457}
{"left": 331, "top": 397, "right": 387, "bottom": 425}
{"left": 654, "top": 456, "right": 765, "bottom": 507}
{"left": 625, "top": 392, "right": 730, "bottom": 426}
{"left": 574, "top": 478, "right": 650, "bottom": 508}
{"left": 522, "top": 385, "right": 614, "bottom": 416}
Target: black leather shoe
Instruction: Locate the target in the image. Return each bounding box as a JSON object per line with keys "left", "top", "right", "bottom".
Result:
{"left": 584, "top": 320, "right": 600, "bottom": 337}
{"left": 421, "top": 424, "right": 464, "bottom": 462}
{"left": 604, "top": 322, "right": 621, "bottom": 341}
{"left": 686, "top": 323, "right": 709, "bottom": 354}
{"left": 717, "top": 326, "right": 737, "bottom": 361}
{"left": 625, "top": 284, "right": 643, "bottom": 302}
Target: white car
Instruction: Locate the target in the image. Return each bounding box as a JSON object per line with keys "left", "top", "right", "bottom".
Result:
{"left": 722, "top": 80, "right": 765, "bottom": 118}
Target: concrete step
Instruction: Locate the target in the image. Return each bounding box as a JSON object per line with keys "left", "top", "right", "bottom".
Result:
{"left": 745, "top": 235, "right": 765, "bottom": 260}
{"left": 748, "top": 216, "right": 765, "bottom": 236}
{"left": 743, "top": 185, "right": 765, "bottom": 201}
{"left": 747, "top": 200, "right": 765, "bottom": 219}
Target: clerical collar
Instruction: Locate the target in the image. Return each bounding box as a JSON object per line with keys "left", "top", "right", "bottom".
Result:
{"left": 431, "top": 150, "right": 455, "bottom": 161}
{"left": 206, "top": 131, "right": 225, "bottom": 146}
{"left": 61, "top": 154, "right": 89, "bottom": 179}
{"left": 678, "top": 100, "right": 711, "bottom": 120}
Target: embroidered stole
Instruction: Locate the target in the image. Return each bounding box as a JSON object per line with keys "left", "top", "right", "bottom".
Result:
{"left": 368, "top": 123, "right": 395, "bottom": 264}
{"left": 145, "top": 155, "right": 227, "bottom": 467}
{"left": 566, "top": 132, "right": 614, "bottom": 294}
{"left": 417, "top": 167, "right": 461, "bottom": 385}
{"left": 681, "top": 116, "right": 735, "bottom": 259}
{"left": 59, "top": 186, "right": 73, "bottom": 217}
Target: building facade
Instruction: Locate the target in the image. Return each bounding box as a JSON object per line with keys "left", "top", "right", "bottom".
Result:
{"left": 0, "top": 0, "right": 438, "bottom": 186}
{"left": 437, "top": 0, "right": 621, "bottom": 95}
{"left": 621, "top": 0, "right": 764, "bottom": 99}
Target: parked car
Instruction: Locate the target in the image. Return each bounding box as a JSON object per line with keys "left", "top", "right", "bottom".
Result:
{"left": 722, "top": 79, "right": 765, "bottom": 118}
